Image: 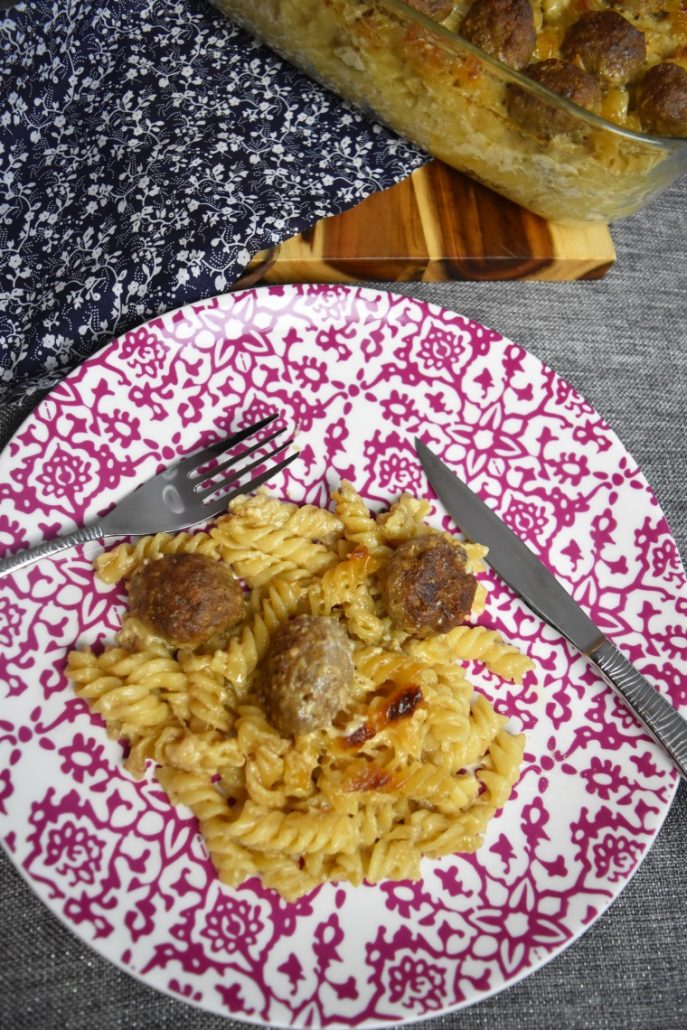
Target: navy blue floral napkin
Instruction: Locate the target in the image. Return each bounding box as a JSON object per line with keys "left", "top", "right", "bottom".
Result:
{"left": 0, "top": 0, "right": 426, "bottom": 405}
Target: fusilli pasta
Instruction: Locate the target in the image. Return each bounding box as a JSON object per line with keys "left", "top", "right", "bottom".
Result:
{"left": 67, "top": 481, "right": 533, "bottom": 901}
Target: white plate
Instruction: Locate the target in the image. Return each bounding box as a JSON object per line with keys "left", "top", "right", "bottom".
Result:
{"left": 0, "top": 284, "right": 684, "bottom": 1028}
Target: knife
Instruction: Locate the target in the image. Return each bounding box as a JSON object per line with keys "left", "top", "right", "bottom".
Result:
{"left": 415, "top": 437, "right": 687, "bottom": 781}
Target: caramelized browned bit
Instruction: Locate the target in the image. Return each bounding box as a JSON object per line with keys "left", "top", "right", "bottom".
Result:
{"left": 341, "top": 543, "right": 380, "bottom": 577}
{"left": 460, "top": 0, "right": 536, "bottom": 71}
{"left": 343, "top": 760, "right": 394, "bottom": 793}
{"left": 127, "top": 553, "right": 245, "bottom": 647}
{"left": 344, "top": 723, "right": 376, "bottom": 749}
{"left": 382, "top": 534, "right": 477, "bottom": 638}
{"left": 342, "top": 682, "right": 424, "bottom": 750}
{"left": 636, "top": 62, "right": 687, "bottom": 137}
{"left": 506, "top": 59, "right": 602, "bottom": 137}
{"left": 561, "top": 11, "right": 646, "bottom": 85}
{"left": 258, "top": 614, "right": 354, "bottom": 737}
{"left": 385, "top": 684, "right": 424, "bottom": 722}
{"left": 404, "top": 0, "right": 453, "bottom": 21}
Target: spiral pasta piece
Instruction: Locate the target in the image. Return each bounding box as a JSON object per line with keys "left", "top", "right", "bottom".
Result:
{"left": 255, "top": 856, "right": 322, "bottom": 902}
{"left": 211, "top": 519, "right": 337, "bottom": 581}
{"left": 125, "top": 724, "right": 184, "bottom": 778}
{"left": 478, "top": 728, "right": 527, "bottom": 810}
{"left": 211, "top": 574, "right": 306, "bottom": 693}
{"left": 280, "top": 503, "right": 343, "bottom": 544}
{"left": 227, "top": 491, "right": 298, "bottom": 528}
{"left": 179, "top": 651, "right": 232, "bottom": 732}
{"left": 67, "top": 648, "right": 172, "bottom": 736}
{"left": 95, "top": 530, "right": 220, "bottom": 583}
{"left": 408, "top": 624, "right": 535, "bottom": 683}
{"left": 341, "top": 583, "right": 386, "bottom": 645}
{"left": 221, "top": 801, "right": 357, "bottom": 856}
{"left": 332, "top": 481, "right": 392, "bottom": 560}
{"left": 354, "top": 645, "right": 437, "bottom": 689}
{"left": 67, "top": 648, "right": 123, "bottom": 702}
{"left": 229, "top": 492, "right": 342, "bottom": 543}
{"left": 309, "top": 545, "right": 378, "bottom": 616}
{"left": 234, "top": 701, "right": 291, "bottom": 755}
{"left": 156, "top": 766, "right": 257, "bottom": 887}
{"left": 163, "top": 730, "right": 244, "bottom": 774}
{"left": 367, "top": 837, "right": 423, "bottom": 884}
{"left": 464, "top": 691, "right": 508, "bottom": 765}
{"left": 376, "top": 493, "right": 433, "bottom": 544}
{"left": 407, "top": 806, "right": 491, "bottom": 857}
{"left": 117, "top": 616, "right": 171, "bottom": 656}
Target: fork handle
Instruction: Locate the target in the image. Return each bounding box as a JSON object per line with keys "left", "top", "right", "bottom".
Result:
{"left": 0, "top": 522, "right": 106, "bottom": 578}
{"left": 589, "top": 638, "right": 687, "bottom": 780}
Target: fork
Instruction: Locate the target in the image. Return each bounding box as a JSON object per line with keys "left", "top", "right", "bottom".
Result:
{"left": 0, "top": 413, "right": 299, "bottom": 578}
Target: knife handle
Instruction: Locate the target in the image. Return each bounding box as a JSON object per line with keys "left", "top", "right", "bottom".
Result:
{"left": 589, "top": 639, "right": 687, "bottom": 780}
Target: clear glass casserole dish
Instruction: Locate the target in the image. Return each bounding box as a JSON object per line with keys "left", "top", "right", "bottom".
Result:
{"left": 209, "top": 0, "right": 687, "bottom": 224}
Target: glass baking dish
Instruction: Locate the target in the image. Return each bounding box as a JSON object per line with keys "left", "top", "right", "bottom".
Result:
{"left": 210, "top": 0, "right": 687, "bottom": 224}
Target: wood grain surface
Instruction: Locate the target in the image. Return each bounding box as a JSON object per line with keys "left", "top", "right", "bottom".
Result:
{"left": 236, "top": 161, "right": 616, "bottom": 287}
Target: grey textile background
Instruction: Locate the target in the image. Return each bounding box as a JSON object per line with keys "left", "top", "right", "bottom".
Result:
{"left": 1, "top": 175, "right": 687, "bottom": 1028}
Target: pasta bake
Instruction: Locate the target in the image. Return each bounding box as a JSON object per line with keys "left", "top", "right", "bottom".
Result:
{"left": 210, "top": 0, "right": 687, "bottom": 222}
{"left": 66, "top": 483, "right": 534, "bottom": 901}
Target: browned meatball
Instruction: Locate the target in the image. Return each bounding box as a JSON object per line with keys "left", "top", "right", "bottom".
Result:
{"left": 382, "top": 534, "right": 477, "bottom": 638}
{"left": 636, "top": 63, "right": 687, "bottom": 137}
{"left": 561, "top": 11, "right": 646, "bottom": 86}
{"left": 259, "top": 615, "right": 354, "bottom": 736}
{"left": 404, "top": 0, "right": 453, "bottom": 22}
{"left": 506, "top": 59, "right": 602, "bottom": 137}
{"left": 128, "top": 553, "right": 245, "bottom": 647}
{"left": 460, "top": 0, "right": 536, "bottom": 71}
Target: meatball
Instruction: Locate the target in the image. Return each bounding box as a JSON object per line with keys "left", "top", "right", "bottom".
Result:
{"left": 636, "top": 63, "right": 687, "bottom": 137}
{"left": 382, "top": 534, "right": 477, "bottom": 638}
{"left": 404, "top": 0, "right": 453, "bottom": 22}
{"left": 127, "top": 553, "right": 245, "bottom": 647}
{"left": 506, "top": 59, "right": 602, "bottom": 137}
{"left": 259, "top": 615, "right": 354, "bottom": 736}
{"left": 460, "top": 0, "right": 536, "bottom": 71}
{"left": 561, "top": 11, "right": 646, "bottom": 86}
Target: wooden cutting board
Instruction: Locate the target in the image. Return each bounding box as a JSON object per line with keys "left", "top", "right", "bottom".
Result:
{"left": 236, "top": 160, "right": 615, "bottom": 286}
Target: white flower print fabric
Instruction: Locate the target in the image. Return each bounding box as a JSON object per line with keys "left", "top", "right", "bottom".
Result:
{"left": 0, "top": 0, "right": 426, "bottom": 403}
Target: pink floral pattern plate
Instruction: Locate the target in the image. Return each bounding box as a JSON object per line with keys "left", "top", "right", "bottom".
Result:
{"left": 1, "top": 284, "right": 685, "bottom": 1028}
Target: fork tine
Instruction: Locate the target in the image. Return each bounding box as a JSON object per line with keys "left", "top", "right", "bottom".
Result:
{"left": 173, "top": 413, "right": 279, "bottom": 475}
{"left": 202, "top": 450, "right": 301, "bottom": 509}
{"left": 191, "top": 425, "right": 288, "bottom": 483}
{"left": 195, "top": 436, "right": 296, "bottom": 500}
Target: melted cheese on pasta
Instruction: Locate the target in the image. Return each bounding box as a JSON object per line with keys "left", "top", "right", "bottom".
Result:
{"left": 67, "top": 484, "right": 533, "bottom": 901}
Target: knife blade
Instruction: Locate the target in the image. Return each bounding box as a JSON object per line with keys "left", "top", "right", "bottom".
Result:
{"left": 415, "top": 437, "right": 687, "bottom": 781}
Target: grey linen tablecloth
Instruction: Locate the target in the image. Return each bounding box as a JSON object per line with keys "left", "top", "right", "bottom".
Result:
{"left": 1, "top": 176, "right": 686, "bottom": 1029}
